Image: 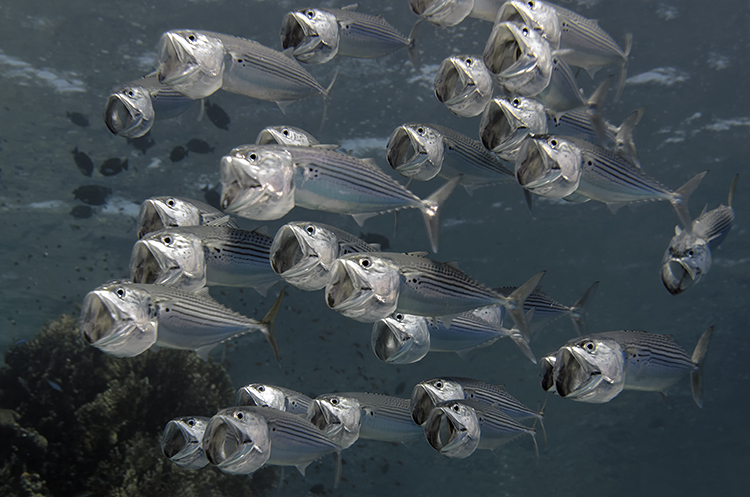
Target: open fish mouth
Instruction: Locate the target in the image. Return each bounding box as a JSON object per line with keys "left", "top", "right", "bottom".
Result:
{"left": 386, "top": 127, "right": 423, "bottom": 174}
{"left": 539, "top": 354, "right": 557, "bottom": 393}
{"left": 661, "top": 259, "right": 695, "bottom": 295}
{"left": 203, "top": 415, "right": 244, "bottom": 466}
{"left": 516, "top": 139, "right": 555, "bottom": 189}
{"left": 484, "top": 23, "right": 524, "bottom": 76}
{"left": 480, "top": 101, "right": 516, "bottom": 151}
{"left": 130, "top": 241, "right": 169, "bottom": 285}
{"left": 79, "top": 292, "right": 117, "bottom": 345}
{"left": 280, "top": 12, "right": 309, "bottom": 51}
{"left": 157, "top": 33, "right": 196, "bottom": 86}
{"left": 269, "top": 225, "right": 314, "bottom": 277}
{"left": 202, "top": 410, "right": 270, "bottom": 474}
{"left": 554, "top": 348, "right": 603, "bottom": 398}
{"left": 162, "top": 420, "right": 193, "bottom": 460}
{"left": 435, "top": 59, "right": 468, "bottom": 105}
{"left": 137, "top": 200, "right": 168, "bottom": 239}
{"left": 410, "top": 383, "right": 443, "bottom": 427}
{"left": 104, "top": 94, "right": 140, "bottom": 137}
{"left": 325, "top": 261, "right": 371, "bottom": 311}
{"left": 371, "top": 320, "right": 402, "bottom": 362}
{"left": 423, "top": 402, "right": 479, "bottom": 458}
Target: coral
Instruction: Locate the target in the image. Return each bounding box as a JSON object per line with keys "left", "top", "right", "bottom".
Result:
{"left": 0, "top": 314, "right": 275, "bottom": 497}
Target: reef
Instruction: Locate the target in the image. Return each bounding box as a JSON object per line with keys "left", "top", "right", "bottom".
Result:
{"left": 0, "top": 314, "right": 276, "bottom": 497}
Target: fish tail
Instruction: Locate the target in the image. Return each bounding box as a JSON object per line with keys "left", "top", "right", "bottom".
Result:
{"left": 727, "top": 173, "right": 739, "bottom": 208}
{"left": 503, "top": 271, "right": 546, "bottom": 342}
{"left": 568, "top": 281, "right": 599, "bottom": 336}
{"left": 587, "top": 76, "right": 611, "bottom": 146}
{"left": 318, "top": 67, "right": 340, "bottom": 133}
{"left": 420, "top": 176, "right": 461, "bottom": 253}
{"left": 260, "top": 287, "right": 286, "bottom": 364}
{"left": 672, "top": 170, "right": 709, "bottom": 229}
{"left": 614, "top": 33, "right": 633, "bottom": 102}
{"left": 690, "top": 326, "right": 713, "bottom": 408}
{"left": 507, "top": 308, "right": 536, "bottom": 363}
{"left": 615, "top": 107, "right": 645, "bottom": 168}
{"left": 407, "top": 19, "right": 422, "bottom": 71}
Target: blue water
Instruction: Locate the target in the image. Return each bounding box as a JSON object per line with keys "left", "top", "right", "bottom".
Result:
{"left": 0, "top": 0, "right": 748, "bottom": 495}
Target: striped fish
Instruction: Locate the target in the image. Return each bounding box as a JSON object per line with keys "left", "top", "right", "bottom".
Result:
{"left": 161, "top": 416, "right": 210, "bottom": 469}
{"left": 408, "top": 0, "right": 474, "bottom": 27}
{"left": 478, "top": 95, "right": 548, "bottom": 161}
{"left": 434, "top": 54, "right": 494, "bottom": 118}
{"left": 496, "top": 0, "right": 563, "bottom": 48}
{"left": 137, "top": 196, "right": 237, "bottom": 240}
{"left": 130, "top": 225, "right": 279, "bottom": 296}
{"left": 371, "top": 311, "right": 432, "bottom": 364}
{"left": 338, "top": 392, "right": 424, "bottom": 443}
{"left": 280, "top": 8, "right": 341, "bottom": 64}
{"left": 534, "top": 56, "right": 610, "bottom": 122}
{"left": 157, "top": 30, "right": 226, "bottom": 99}
{"left": 541, "top": 327, "right": 713, "bottom": 407}
{"left": 255, "top": 125, "right": 321, "bottom": 147}
{"left": 79, "top": 280, "right": 283, "bottom": 361}
{"left": 105, "top": 72, "right": 196, "bottom": 138}
{"left": 307, "top": 393, "right": 362, "bottom": 449}
{"left": 327, "top": 6, "right": 414, "bottom": 59}
{"left": 515, "top": 134, "right": 584, "bottom": 199}
{"left": 236, "top": 383, "right": 313, "bottom": 417}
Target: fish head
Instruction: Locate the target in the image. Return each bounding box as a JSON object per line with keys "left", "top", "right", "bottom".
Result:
{"left": 410, "top": 378, "right": 465, "bottom": 426}
{"left": 220, "top": 146, "right": 296, "bottom": 220}
{"left": 157, "top": 30, "right": 225, "bottom": 99}
{"left": 79, "top": 281, "right": 157, "bottom": 357}
{"left": 202, "top": 407, "right": 271, "bottom": 475}
{"left": 423, "top": 400, "right": 480, "bottom": 459}
{"left": 371, "top": 312, "right": 430, "bottom": 364}
{"left": 236, "top": 383, "right": 288, "bottom": 410}
{"left": 496, "top": 0, "right": 561, "bottom": 48}
{"left": 161, "top": 416, "right": 209, "bottom": 469}
{"left": 515, "top": 135, "right": 582, "bottom": 198}
{"left": 553, "top": 337, "right": 625, "bottom": 403}
{"left": 280, "top": 9, "right": 340, "bottom": 64}
{"left": 386, "top": 123, "right": 445, "bottom": 181}
{"left": 539, "top": 353, "right": 557, "bottom": 393}
{"left": 137, "top": 197, "right": 207, "bottom": 239}
{"left": 434, "top": 54, "right": 493, "bottom": 117}
{"left": 479, "top": 95, "right": 547, "bottom": 159}
{"left": 130, "top": 230, "right": 207, "bottom": 291}
{"left": 660, "top": 227, "right": 711, "bottom": 294}
{"left": 408, "top": 0, "right": 474, "bottom": 27}
{"left": 256, "top": 125, "right": 319, "bottom": 146}
{"left": 104, "top": 84, "right": 154, "bottom": 138}
{"left": 325, "top": 253, "right": 401, "bottom": 322}
{"left": 483, "top": 21, "right": 552, "bottom": 96}
{"left": 307, "top": 394, "right": 361, "bottom": 449}
{"left": 270, "top": 222, "right": 340, "bottom": 291}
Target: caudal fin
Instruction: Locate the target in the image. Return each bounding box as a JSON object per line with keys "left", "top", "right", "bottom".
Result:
{"left": 672, "top": 170, "right": 708, "bottom": 229}
{"left": 261, "top": 288, "right": 286, "bottom": 364}
{"left": 614, "top": 33, "right": 633, "bottom": 102}
{"left": 420, "top": 176, "right": 461, "bottom": 253}
{"left": 568, "top": 281, "right": 599, "bottom": 336}
{"left": 502, "top": 271, "right": 546, "bottom": 342}
{"left": 727, "top": 173, "right": 739, "bottom": 208}
{"left": 690, "top": 326, "right": 713, "bottom": 408}
{"left": 508, "top": 308, "right": 537, "bottom": 364}
{"left": 614, "top": 107, "right": 645, "bottom": 168}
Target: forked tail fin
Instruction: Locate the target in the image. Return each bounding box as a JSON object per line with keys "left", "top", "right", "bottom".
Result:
{"left": 569, "top": 281, "right": 599, "bottom": 336}
{"left": 420, "top": 176, "right": 461, "bottom": 253}
{"left": 502, "top": 271, "right": 546, "bottom": 342}
{"left": 261, "top": 287, "right": 286, "bottom": 364}
{"left": 690, "top": 326, "right": 713, "bottom": 408}
{"left": 672, "top": 170, "right": 708, "bottom": 229}
{"left": 614, "top": 32, "right": 633, "bottom": 102}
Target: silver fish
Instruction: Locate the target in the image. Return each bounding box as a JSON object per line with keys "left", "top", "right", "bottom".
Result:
{"left": 661, "top": 174, "right": 738, "bottom": 294}
{"left": 434, "top": 54, "right": 493, "bottom": 117}
{"left": 161, "top": 416, "right": 210, "bottom": 469}
{"left": 478, "top": 95, "right": 548, "bottom": 161}
{"left": 79, "top": 280, "right": 282, "bottom": 361}
{"left": 157, "top": 30, "right": 226, "bottom": 99}
{"left": 408, "top": 0, "right": 474, "bottom": 27}
{"left": 203, "top": 406, "right": 341, "bottom": 475}
{"left": 515, "top": 134, "right": 583, "bottom": 199}
{"left": 236, "top": 383, "right": 312, "bottom": 416}
{"left": 338, "top": 392, "right": 424, "bottom": 443}
{"left": 371, "top": 311, "right": 431, "bottom": 364}
{"left": 307, "top": 393, "right": 362, "bottom": 449}
{"left": 483, "top": 21, "right": 552, "bottom": 97}
{"left": 534, "top": 56, "right": 610, "bottom": 122}
{"left": 327, "top": 6, "right": 414, "bottom": 59}
{"left": 256, "top": 125, "right": 320, "bottom": 146}
{"left": 541, "top": 327, "right": 713, "bottom": 407}
{"left": 270, "top": 221, "right": 377, "bottom": 291}
{"left": 137, "top": 196, "right": 237, "bottom": 240}
{"left": 386, "top": 123, "right": 444, "bottom": 181}
{"left": 325, "top": 251, "right": 544, "bottom": 340}
{"left": 104, "top": 72, "right": 196, "bottom": 138}
{"left": 496, "top": 0, "right": 562, "bottom": 48}
{"left": 280, "top": 8, "right": 341, "bottom": 64}
{"left": 220, "top": 144, "right": 460, "bottom": 253}
{"left": 130, "top": 225, "right": 279, "bottom": 296}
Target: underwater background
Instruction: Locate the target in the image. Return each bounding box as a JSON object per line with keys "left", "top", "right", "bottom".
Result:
{"left": 0, "top": 0, "right": 748, "bottom": 495}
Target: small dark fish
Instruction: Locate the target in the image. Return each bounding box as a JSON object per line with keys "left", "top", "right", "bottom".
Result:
{"left": 73, "top": 185, "right": 112, "bottom": 206}
{"left": 359, "top": 232, "right": 390, "bottom": 250}
{"left": 70, "top": 205, "right": 93, "bottom": 219}
{"left": 127, "top": 132, "right": 156, "bottom": 154}
{"left": 100, "top": 158, "right": 128, "bottom": 177}
{"left": 67, "top": 111, "right": 89, "bottom": 127}
{"left": 203, "top": 185, "right": 222, "bottom": 210}
{"left": 47, "top": 380, "right": 63, "bottom": 392}
{"left": 71, "top": 147, "right": 93, "bottom": 177}
{"left": 170, "top": 146, "right": 188, "bottom": 163}
{"left": 186, "top": 138, "right": 214, "bottom": 154}
{"left": 206, "top": 99, "right": 230, "bottom": 130}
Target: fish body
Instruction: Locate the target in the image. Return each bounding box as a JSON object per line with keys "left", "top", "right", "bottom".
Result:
{"left": 338, "top": 392, "right": 424, "bottom": 443}
{"left": 434, "top": 54, "right": 493, "bottom": 117}
{"left": 236, "top": 383, "right": 312, "bottom": 416}
{"left": 161, "top": 416, "right": 210, "bottom": 469}
{"left": 478, "top": 95, "right": 548, "bottom": 161}
{"left": 541, "top": 327, "right": 713, "bottom": 407}
{"left": 256, "top": 125, "right": 320, "bottom": 146}
{"left": 307, "top": 394, "right": 362, "bottom": 449}
{"left": 137, "top": 196, "right": 237, "bottom": 239}
{"left": 661, "top": 175, "right": 738, "bottom": 294}
{"left": 270, "top": 221, "right": 377, "bottom": 291}
{"left": 534, "top": 55, "right": 596, "bottom": 120}
{"left": 327, "top": 7, "right": 412, "bottom": 59}
{"left": 408, "top": 0, "right": 475, "bottom": 27}
{"left": 371, "top": 311, "right": 431, "bottom": 364}
{"left": 79, "top": 280, "right": 281, "bottom": 361}
{"left": 130, "top": 225, "right": 279, "bottom": 295}
{"left": 515, "top": 134, "right": 583, "bottom": 199}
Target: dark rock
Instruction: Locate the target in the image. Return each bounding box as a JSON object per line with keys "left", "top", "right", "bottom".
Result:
{"left": 72, "top": 185, "right": 112, "bottom": 205}
{"left": 169, "top": 146, "right": 188, "bottom": 163}
{"left": 99, "top": 158, "right": 128, "bottom": 176}
{"left": 66, "top": 111, "right": 89, "bottom": 127}
{"left": 71, "top": 147, "right": 93, "bottom": 177}
{"left": 206, "top": 99, "right": 230, "bottom": 130}
{"left": 69, "top": 205, "right": 93, "bottom": 219}
{"left": 185, "top": 138, "right": 214, "bottom": 154}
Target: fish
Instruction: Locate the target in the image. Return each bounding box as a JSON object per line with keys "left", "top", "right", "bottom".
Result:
{"left": 256, "top": 125, "right": 320, "bottom": 147}
{"left": 185, "top": 138, "right": 214, "bottom": 154}
{"left": 104, "top": 72, "right": 196, "bottom": 138}
{"left": 71, "top": 147, "right": 94, "bottom": 177}
{"left": 661, "top": 174, "right": 738, "bottom": 294}
{"left": 156, "top": 30, "right": 226, "bottom": 99}
{"left": 130, "top": 225, "right": 279, "bottom": 296}
{"left": 483, "top": 21, "right": 552, "bottom": 97}
{"left": 326, "top": 5, "right": 415, "bottom": 60}
{"left": 307, "top": 393, "right": 362, "bottom": 449}
{"left": 161, "top": 416, "right": 210, "bottom": 469}
{"left": 434, "top": 54, "right": 493, "bottom": 118}
{"left": 541, "top": 327, "right": 714, "bottom": 407}
{"left": 236, "top": 383, "right": 313, "bottom": 416}
{"left": 337, "top": 392, "right": 424, "bottom": 443}
{"left": 170, "top": 146, "right": 188, "bottom": 162}
{"left": 220, "top": 144, "right": 460, "bottom": 253}
{"left": 371, "top": 311, "right": 431, "bottom": 364}
{"left": 72, "top": 185, "right": 112, "bottom": 206}
{"left": 270, "top": 221, "right": 378, "bottom": 291}
{"left": 137, "top": 196, "right": 238, "bottom": 240}
{"left": 325, "top": 251, "right": 544, "bottom": 340}
{"left": 79, "top": 280, "right": 283, "bottom": 361}
{"left": 202, "top": 406, "right": 341, "bottom": 475}
{"left": 515, "top": 134, "right": 583, "bottom": 199}
{"left": 387, "top": 123, "right": 514, "bottom": 192}
{"left": 408, "top": 0, "right": 503, "bottom": 27}
{"left": 280, "top": 8, "right": 341, "bottom": 64}
{"left": 478, "top": 95, "right": 548, "bottom": 162}
{"left": 205, "top": 99, "right": 231, "bottom": 130}
{"left": 99, "top": 158, "right": 128, "bottom": 177}
{"left": 67, "top": 111, "right": 89, "bottom": 127}
{"left": 534, "top": 56, "right": 610, "bottom": 123}
{"left": 496, "top": 0, "right": 562, "bottom": 48}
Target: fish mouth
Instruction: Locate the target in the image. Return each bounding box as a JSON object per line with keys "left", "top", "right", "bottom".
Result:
{"left": 516, "top": 139, "right": 555, "bottom": 189}
{"left": 386, "top": 127, "right": 424, "bottom": 173}
{"left": 157, "top": 33, "right": 197, "bottom": 86}
{"left": 325, "top": 260, "right": 372, "bottom": 312}
{"left": 410, "top": 384, "right": 442, "bottom": 426}
{"left": 423, "top": 402, "right": 479, "bottom": 458}
{"left": 280, "top": 12, "right": 309, "bottom": 52}
{"left": 539, "top": 354, "right": 557, "bottom": 393}
{"left": 554, "top": 347, "right": 603, "bottom": 398}
{"left": 435, "top": 58, "right": 469, "bottom": 106}
{"left": 202, "top": 411, "right": 269, "bottom": 474}
{"left": 660, "top": 259, "right": 695, "bottom": 295}
{"left": 371, "top": 320, "right": 403, "bottom": 362}
{"left": 496, "top": 2, "right": 527, "bottom": 26}
{"left": 308, "top": 399, "right": 336, "bottom": 431}
{"left": 137, "top": 200, "right": 168, "bottom": 239}
{"left": 219, "top": 156, "right": 262, "bottom": 213}
{"left": 480, "top": 100, "right": 517, "bottom": 152}
{"left": 270, "top": 225, "right": 314, "bottom": 277}
{"left": 80, "top": 292, "right": 118, "bottom": 346}
{"left": 203, "top": 415, "right": 244, "bottom": 466}
{"left": 162, "top": 420, "right": 194, "bottom": 460}
{"left": 129, "top": 241, "right": 169, "bottom": 285}
{"left": 484, "top": 23, "right": 524, "bottom": 76}
{"left": 104, "top": 94, "right": 141, "bottom": 137}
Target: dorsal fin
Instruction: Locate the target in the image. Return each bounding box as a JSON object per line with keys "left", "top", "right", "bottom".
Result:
{"left": 194, "top": 287, "right": 211, "bottom": 298}
{"left": 444, "top": 260, "right": 460, "bottom": 269}
{"left": 405, "top": 251, "right": 430, "bottom": 257}
{"left": 253, "top": 225, "right": 270, "bottom": 236}
{"left": 206, "top": 215, "right": 232, "bottom": 227}
{"left": 341, "top": 3, "right": 358, "bottom": 11}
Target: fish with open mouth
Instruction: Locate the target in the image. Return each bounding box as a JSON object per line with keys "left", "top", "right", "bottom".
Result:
{"left": 220, "top": 144, "right": 460, "bottom": 253}
{"left": 161, "top": 416, "right": 210, "bottom": 469}
{"left": 434, "top": 54, "right": 493, "bottom": 117}
{"left": 156, "top": 30, "right": 226, "bottom": 99}
{"left": 203, "top": 406, "right": 341, "bottom": 476}
{"left": 236, "top": 383, "right": 313, "bottom": 416}
{"left": 307, "top": 393, "right": 362, "bottom": 449}
{"left": 130, "top": 225, "right": 279, "bottom": 296}
{"left": 541, "top": 327, "right": 713, "bottom": 406}
{"left": 408, "top": 0, "right": 508, "bottom": 27}
{"left": 104, "top": 72, "right": 196, "bottom": 139}
{"left": 515, "top": 134, "right": 584, "bottom": 199}
{"left": 479, "top": 95, "right": 548, "bottom": 162}
{"left": 336, "top": 392, "right": 424, "bottom": 443}
{"left": 256, "top": 125, "right": 321, "bottom": 147}
{"left": 137, "top": 196, "right": 237, "bottom": 239}
{"left": 280, "top": 8, "right": 341, "bottom": 64}
{"left": 324, "top": 251, "right": 544, "bottom": 340}
{"left": 661, "top": 174, "right": 738, "bottom": 294}
{"left": 370, "top": 311, "right": 432, "bottom": 364}
{"left": 79, "top": 280, "right": 283, "bottom": 361}
{"left": 270, "top": 222, "right": 378, "bottom": 291}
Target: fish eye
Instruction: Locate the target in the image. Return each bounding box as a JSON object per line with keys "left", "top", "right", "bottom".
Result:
{"left": 512, "top": 98, "right": 521, "bottom": 107}
{"left": 306, "top": 9, "right": 315, "bottom": 19}
{"left": 359, "top": 257, "right": 372, "bottom": 268}
{"left": 257, "top": 385, "right": 265, "bottom": 392}
{"left": 416, "top": 127, "right": 425, "bottom": 135}
{"left": 434, "top": 380, "right": 443, "bottom": 389}
{"left": 395, "top": 313, "right": 404, "bottom": 322}
{"left": 235, "top": 412, "right": 244, "bottom": 420}
{"left": 187, "top": 33, "right": 197, "bottom": 43}
{"left": 187, "top": 418, "right": 195, "bottom": 426}
{"left": 115, "top": 287, "right": 126, "bottom": 298}
{"left": 305, "top": 224, "right": 316, "bottom": 235}
{"left": 550, "top": 139, "right": 558, "bottom": 148}
{"left": 452, "top": 404, "right": 460, "bottom": 412}
{"left": 330, "top": 398, "right": 339, "bottom": 405}
{"left": 282, "top": 128, "right": 290, "bottom": 136}
{"left": 126, "top": 89, "right": 135, "bottom": 98}
{"left": 687, "top": 249, "right": 694, "bottom": 257}
{"left": 248, "top": 152, "right": 257, "bottom": 161}
{"left": 528, "top": 1, "right": 535, "bottom": 8}
{"left": 522, "top": 27, "right": 530, "bottom": 36}
{"left": 161, "top": 235, "right": 173, "bottom": 245}
{"left": 583, "top": 341, "right": 596, "bottom": 352}
{"left": 166, "top": 198, "right": 176, "bottom": 208}
{"left": 465, "top": 57, "right": 473, "bottom": 65}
